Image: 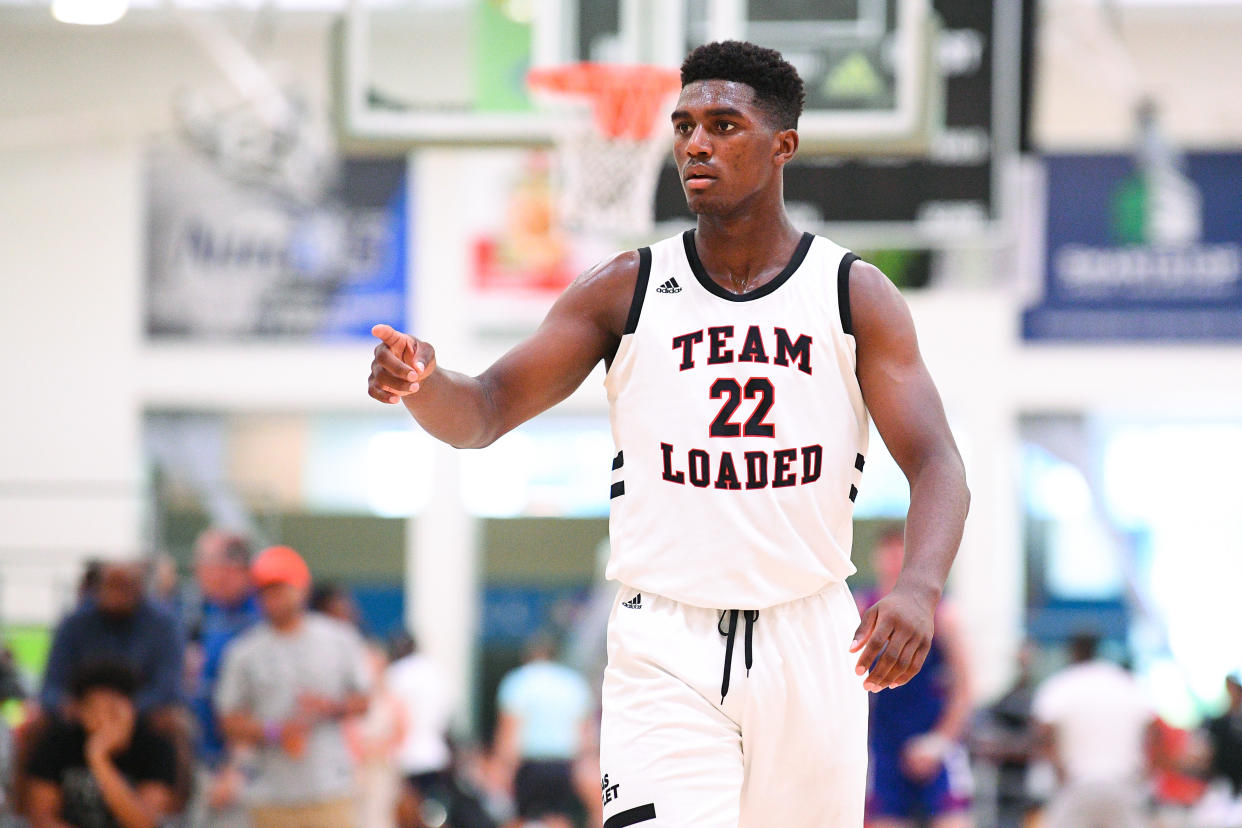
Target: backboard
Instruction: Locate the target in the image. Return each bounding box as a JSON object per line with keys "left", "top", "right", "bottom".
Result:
{"left": 336, "top": 0, "right": 938, "bottom": 152}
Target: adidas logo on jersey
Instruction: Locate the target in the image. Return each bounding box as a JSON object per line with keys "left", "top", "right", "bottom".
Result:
{"left": 656, "top": 278, "right": 682, "bottom": 294}
{"left": 621, "top": 593, "right": 642, "bottom": 609}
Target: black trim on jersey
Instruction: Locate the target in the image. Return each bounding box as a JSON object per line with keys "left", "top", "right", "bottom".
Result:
{"left": 612, "top": 451, "right": 624, "bottom": 470}
{"left": 849, "top": 484, "right": 859, "bottom": 502}
{"left": 855, "top": 453, "right": 865, "bottom": 472}
{"left": 605, "top": 804, "right": 657, "bottom": 828}
{"left": 682, "top": 230, "right": 814, "bottom": 303}
{"left": 610, "top": 481, "right": 625, "bottom": 499}
{"left": 622, "top": 247, "right": 652, "bottom": 336}
{"left": 838, "top": 251, "right": 860, "bottom": 336}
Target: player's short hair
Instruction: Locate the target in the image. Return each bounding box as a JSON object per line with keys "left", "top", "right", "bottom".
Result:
{"left": 69, "top": 658, "right": 138, "bottom": 700}
{"left": 680, "top": 40, "right": 805, "bottom": 131}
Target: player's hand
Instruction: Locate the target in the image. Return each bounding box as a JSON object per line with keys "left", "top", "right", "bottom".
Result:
{"left": 849, "top": 589, "right": 935, "bottom": 692}
{"left": 369, "top": 323, "right": 436, "bottom": 404}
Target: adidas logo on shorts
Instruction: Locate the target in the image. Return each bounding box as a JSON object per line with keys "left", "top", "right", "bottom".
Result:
{"left": 621, "top": 593, "right": 643, "bottom": 609}
{"left": 656, "top": 278, "right": 682, "bottom": 294}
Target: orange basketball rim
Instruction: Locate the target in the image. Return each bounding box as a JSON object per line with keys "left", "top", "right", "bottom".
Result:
{"left": 527, "top": 63, "right": 682, "bottom": 141}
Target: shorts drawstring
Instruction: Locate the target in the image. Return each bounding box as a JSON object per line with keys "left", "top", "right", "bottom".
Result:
{"left": 718, "top": 609, "right": 759, "bottom": 704}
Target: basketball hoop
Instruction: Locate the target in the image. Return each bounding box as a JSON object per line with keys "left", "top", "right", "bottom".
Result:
{"left": 527, "top": 63, "right": 681, "bottom": 239}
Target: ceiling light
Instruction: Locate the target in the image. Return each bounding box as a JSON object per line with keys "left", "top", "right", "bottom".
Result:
{"left": 52, "top": 0, "right": 129, "bottom": 25}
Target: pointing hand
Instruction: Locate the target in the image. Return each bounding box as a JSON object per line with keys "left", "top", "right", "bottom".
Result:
{"left": 369, "top": 324, "right": 437, "bottom": 404}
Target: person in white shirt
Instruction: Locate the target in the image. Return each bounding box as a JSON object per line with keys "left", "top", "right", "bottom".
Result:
{"left": 385, "top": 636, "right": 456, "bottom": 811}
{"left": 1033, "top": 632, "right": 1155, "bottom": 828}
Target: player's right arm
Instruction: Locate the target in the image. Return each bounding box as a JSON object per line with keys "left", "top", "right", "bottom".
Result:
{"left": 368, "top": 251, "right": 638, "bottom": 448}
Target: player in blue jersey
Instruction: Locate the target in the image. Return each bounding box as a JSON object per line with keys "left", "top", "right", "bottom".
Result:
{"left": 862, "top": 530, "right": 973, "bottom": 828}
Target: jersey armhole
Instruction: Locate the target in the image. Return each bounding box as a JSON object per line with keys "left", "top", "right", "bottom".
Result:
{"left": 622, "top": 247, "right": 653, "bottom": 336}
{"left": 837, "top": 251, "right": 860, "bottom": 336}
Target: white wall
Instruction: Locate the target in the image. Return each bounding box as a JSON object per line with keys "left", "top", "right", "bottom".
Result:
{"left": 1035, "top": 1, "right": 1242, "bottom": 149}
{"left": 0, "top": 144, "right": 144, "bottom": 622}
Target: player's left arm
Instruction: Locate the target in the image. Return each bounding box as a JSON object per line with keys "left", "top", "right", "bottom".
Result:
{"left": 847, "top": 260, "right": 970, "bottom": 692}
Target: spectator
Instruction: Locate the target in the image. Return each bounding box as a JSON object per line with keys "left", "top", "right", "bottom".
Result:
{"left": 311, "top": 582, "right": 361, "bottom": 630}
{"left": 216, "top": 545, "right": 370, "bottom": 828}
{"left": 147, "top": 554, "right": 182, "bottom": 616}
{"left": 862, "top": 530, "right": 973, "bottom": 828}
{"left": 972, "top": 641, "right": 1039, "bottom": 828}
{"left": 1205, "top": 673, "right": 1242, "bottom": 797}
{"left": 187, "top": 529, "right": 261, "bottom": 827}
{"left": 346, "top": 642, "right": 407, "bottom": 828}
{"left": 1033, "top": 632, "right": 1154, "bottom": 828}
{"left": 0, "top": 643, "right": 28, "bottom": 815}
{"left": 40, "top": 561, "right": 185, "bottom": 719}
{"left": 25, "top": 659, "right": 177, "bottom": 828}
{"left": 1148, "top": 715, "right": 1209, "bottom": 828}
{"left": 492, "top": 637, "right": 592, "bottom": 828}
{"left": 387, "top": 634, "right": 455, "bottom": 812}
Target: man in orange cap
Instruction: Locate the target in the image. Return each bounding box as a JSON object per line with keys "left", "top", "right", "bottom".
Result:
{"left": 215, "top": 546, "right": 370, "bottom": 828}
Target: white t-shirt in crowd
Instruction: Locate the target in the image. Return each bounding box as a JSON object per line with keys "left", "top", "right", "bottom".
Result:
{"left": 386, "top": 652, "right": 454, "bottom": 776}
{"left": 1033, "top": 659, "right": 1153, "bottom": 784}
{"left": 215, "top": 613, "right": 371, "bottom": 805}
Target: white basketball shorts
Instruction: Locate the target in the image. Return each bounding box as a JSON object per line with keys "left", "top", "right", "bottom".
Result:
{"left": 598, "top": 580, "right": 868, "bottom": 827}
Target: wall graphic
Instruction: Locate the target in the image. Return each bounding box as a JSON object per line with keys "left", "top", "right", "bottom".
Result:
{"left": 146, "top": 146, "right": 408, "bottom": 340}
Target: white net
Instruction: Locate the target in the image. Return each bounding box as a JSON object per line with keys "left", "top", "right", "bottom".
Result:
{"left": 529, "top": 64, "right": 680, "bottom": 241}
{"left": 551, "top": 124, "right": 671, "bottom": 239}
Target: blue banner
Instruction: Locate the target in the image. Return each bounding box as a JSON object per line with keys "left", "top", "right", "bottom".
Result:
{"left": 1023, "top": 152, "right": 1242, "bottom": 341}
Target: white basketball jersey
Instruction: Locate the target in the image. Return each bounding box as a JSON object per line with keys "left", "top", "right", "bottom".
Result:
{"left": 604, "top": 230, "right": 869, "bottom": 610}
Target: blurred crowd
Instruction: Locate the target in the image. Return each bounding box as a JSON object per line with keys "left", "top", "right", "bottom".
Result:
{"left": 0, "top": 528, "right": 1237, "bottom": 828}
{"left": 0, "top": 530, "right": 598, "bottom": 828}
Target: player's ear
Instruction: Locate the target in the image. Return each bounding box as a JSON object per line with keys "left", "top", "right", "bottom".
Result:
{"left": 773, "top": 128, "right": 798, "bottom": 166}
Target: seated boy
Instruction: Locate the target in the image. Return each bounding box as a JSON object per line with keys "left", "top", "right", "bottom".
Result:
{"left": 25, "top": 659, "right": 177, "bottom": 828}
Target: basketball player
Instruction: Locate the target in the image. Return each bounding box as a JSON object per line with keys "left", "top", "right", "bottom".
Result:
{"left": 368, "top": 41, "right": 969, "bottom": 827}
{"left": 862, "top": 530, "right": 973, "bottom": 828}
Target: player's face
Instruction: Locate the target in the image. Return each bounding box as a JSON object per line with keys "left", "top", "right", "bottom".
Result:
{"left": 671, "top": 80, "right": 788, "bottom": 216}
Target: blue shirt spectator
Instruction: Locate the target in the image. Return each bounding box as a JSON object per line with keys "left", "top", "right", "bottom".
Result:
{"left": 40, "top": 562, "right": 185, "bottom": 716}
{"left": 186, "top": 530, "right": 261, "bottom": 766}
{"left": 497, "top": 656, "right": 592, "bottom": 760}
{"left": 494, "top": 642, "right": 594, "bottom": 824}
{"left": 193, "top": 594, "right": 261, "bottom": 764}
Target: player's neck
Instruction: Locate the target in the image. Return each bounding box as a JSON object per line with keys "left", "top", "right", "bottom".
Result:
{"left": 693, "top": 206, "right": 803, "bottom": 295}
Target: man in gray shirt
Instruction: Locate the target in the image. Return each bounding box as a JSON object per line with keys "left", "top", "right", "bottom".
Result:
{"left": 215, "top": 545, "right": 369, "bottom": 828}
